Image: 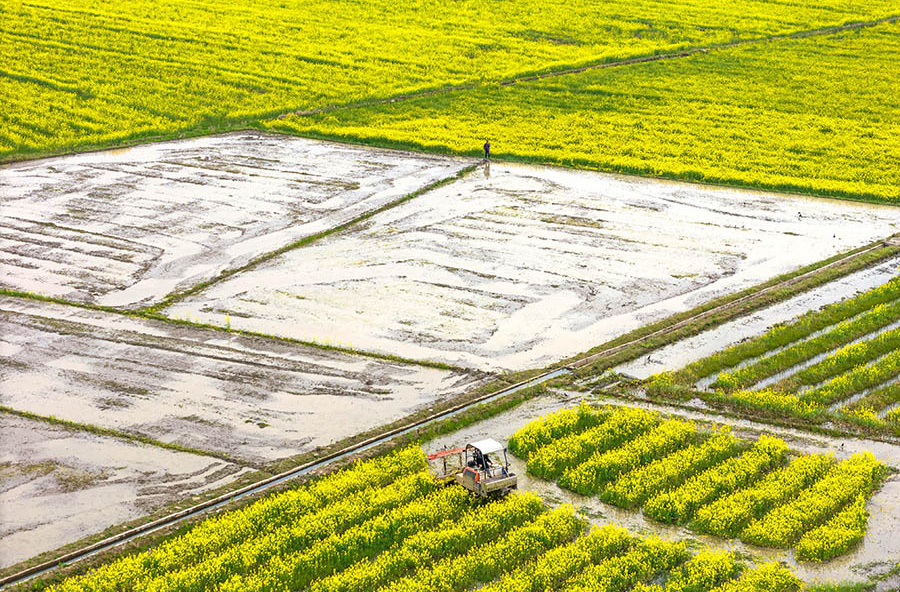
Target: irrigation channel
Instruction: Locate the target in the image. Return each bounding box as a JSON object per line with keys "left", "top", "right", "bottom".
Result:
{"left": 2, "top": 234, "right": 898, "bottom": 589}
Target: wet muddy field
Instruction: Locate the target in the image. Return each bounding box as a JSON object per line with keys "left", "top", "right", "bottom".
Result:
{"left": 0, "top": 132, "right": 467, "bottom": 308}
{"left": 0, "top": 413, "right": 250, "bottom": 569}
{"left": 617, "top": 258, "right": 900, "bottom": 379}
{"left": 0, "top": 296, "right": 484, "bottom": 465}
{"left": 3, "top": 135, "right": 900, "bottom": 576}
{"left": 425, "top": 393, "right": 900, "bottom": 590}
{"left": 166, "top": 161, "right": 900, "bottom": 371}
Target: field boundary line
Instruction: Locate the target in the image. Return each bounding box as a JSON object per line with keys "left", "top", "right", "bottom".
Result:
{"left": 0, "top": 406, "right": 250, "bottom": 468}
{"left": 144, "top": 162, "right": 478, "bottom": 314}
{"left": 283, "top": 15, "right": 900, "bottom": 119}
{"left": 569, "top": 237, "right": 900, "bottom": 371}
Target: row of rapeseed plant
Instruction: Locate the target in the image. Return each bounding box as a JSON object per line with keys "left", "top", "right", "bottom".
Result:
{"left": 648, "top": 274, "right": 900, "bottom": 432}
{"left": 509, "top": 405, "right": 887, "bottom": 562}
{"left": 47, "top": 442, "right": 808, "bottom": 591}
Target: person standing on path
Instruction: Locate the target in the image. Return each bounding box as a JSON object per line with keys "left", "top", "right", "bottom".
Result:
{"left": 483, "top": 139, "right": 491, "bottom": 160}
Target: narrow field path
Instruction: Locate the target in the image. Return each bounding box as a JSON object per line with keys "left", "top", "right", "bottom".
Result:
{"left": 284, "top": 15, "right": 900, "bottom": 119}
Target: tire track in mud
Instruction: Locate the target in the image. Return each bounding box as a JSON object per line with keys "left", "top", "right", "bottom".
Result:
{"left": 284, "top": 15, "right": 900, "bottom": 119}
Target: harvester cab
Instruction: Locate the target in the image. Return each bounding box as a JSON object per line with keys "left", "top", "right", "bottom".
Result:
{"left": 427, "top": 438, "right": 517, "bottom": 498}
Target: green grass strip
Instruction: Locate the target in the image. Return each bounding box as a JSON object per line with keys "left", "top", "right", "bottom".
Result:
{"left": 0, "top": 405, "right": 240, "bottom": 466}
{"left": 714, "top": 299, "right": 900, "bottom": 390}
{"left": 782, "top": 328, "right": 900, "bottom": 392}
{"left": 800, "top": 347, "right": 900, "bottom": 406}
{"left": 676, "top": 276, "right": 900, "bottom": 384}
{"left": 0, "top": 288, "right": 463, "bottom": 372}
{"left": 843, "top": 381, "right": 900, "bottom": 413}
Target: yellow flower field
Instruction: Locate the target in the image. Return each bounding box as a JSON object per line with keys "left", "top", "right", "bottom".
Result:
{"left": 3, "top": 0, "right": 899, "bottom": 176}
{"left": 271, "top": 21, "right": 900, "bottom": 203}
{"left": 46, "top": 444, "right": 807, "bottom": 591}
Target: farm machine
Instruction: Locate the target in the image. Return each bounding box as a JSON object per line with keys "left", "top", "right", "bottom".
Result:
{"left": 427, "top": 438, "right": 517, "bottom": 498}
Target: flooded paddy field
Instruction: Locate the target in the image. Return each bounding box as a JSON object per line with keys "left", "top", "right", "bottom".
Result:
{"left": 0, "top": 296, "right": 485, "bottom": 465}
{"left": 0, "top": 131, "right": 468, "bottom": 308}
{"left": 166, "top": 161, "right": 900, "bottom": 371}
{"left": 425, "top": 393, "right": 900, "bottom": 590}
{"left": 617, "top": 257, "right": 900, "bottom": 379}
{"left": 0, "top": 413, "right": 250, "bottom": 569}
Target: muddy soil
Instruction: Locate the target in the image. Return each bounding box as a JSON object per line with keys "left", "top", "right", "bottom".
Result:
{"left": 0, "top": 131, "right": 468, "bottom": 308}
{"left": 0, "top": 297, "right": 485, "bottom": 464}
{"left": 167, "top": 161, "right": 900, "bottom": 371}
{"left": 424, "top": 393, "right": 900, "bottom": 590}
{"left": 0, "top": 414, "right": 250, "bottom": 569}
{"left": 617, "top": 259, "right": 900, "bottom": 380}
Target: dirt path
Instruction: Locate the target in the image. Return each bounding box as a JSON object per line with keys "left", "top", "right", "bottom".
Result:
{"left": 285, "top": 15, "right": 900, "bottom": 119}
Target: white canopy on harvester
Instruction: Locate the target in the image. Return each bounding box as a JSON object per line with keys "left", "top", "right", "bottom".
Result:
{"left": 468, "top": 439, "right": 505, "bottom": 455}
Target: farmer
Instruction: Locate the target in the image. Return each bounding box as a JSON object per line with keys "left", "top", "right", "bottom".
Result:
{"left": 483, "top": 139, "right": 491, "bottom": 160}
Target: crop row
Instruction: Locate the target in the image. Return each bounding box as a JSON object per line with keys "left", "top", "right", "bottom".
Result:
{"left": 309, "top": 493, "right": 545, "bottom": 592}
{"left": 648, "top": 275, "right": 900, "bottom": 435}
{"left": 508, "top": 403, "right": 605, "bottom": 461}
{"left": 642, "top": 435, "right": 787, "bottom": 524}
{"left": 511, "top": 406, "right": 886, "bottom": 560}
{"left": 843, "top": 382, "right": 900, "bottom": 416}
{"left": 775, "top": 326, "right": 900, "bottom": 393}
{"left": 526, "top": 407, "right": 656, "bottom": 480}
{"left": 600, "top": 430, "right": 738, "bottom": 508}
{"left": 49, "top": 439, "right": 814, "bottom": 592}
{"left": 52, "top": 446, "right": 428, "bottom": 592}
{"left": 742, "top": 452, "right": 884, "bottom": 547}
{"left": 713, "top": 299, "right": 900, "bottom": 390}
{"left": 676, "top": 276, "right": 900, "bottom": 385}
{"left": 632, "top": 550, "right": 740, "bottom": 592}
{"left": 558, "top": 419, "right": 697, "bottom": 496}
{"left": 801, "top": 348, "right": 900, "bottom": 407}
{"left": 693, "top": 453, "right": 832, "bottom": 537}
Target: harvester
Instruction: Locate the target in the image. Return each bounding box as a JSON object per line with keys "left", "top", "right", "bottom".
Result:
{"left": 427, "top": 438, "right": 517, "bottom": 498}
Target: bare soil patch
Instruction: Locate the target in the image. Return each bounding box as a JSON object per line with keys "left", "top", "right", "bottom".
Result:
{"left": 0, "top": 131, "right": 468, "bottom": 308}
{"left": 0, "top": 413, "right": 249, "bottom": 569}
{"left": 0, "top": 296, "right": 485, "bottom": 465}
{"left": 166, "top": 162, "right": 900, "bottom": 371}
